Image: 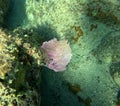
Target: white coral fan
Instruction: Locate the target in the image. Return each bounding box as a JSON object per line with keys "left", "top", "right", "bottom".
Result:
{"left": 41, "top": 38, "right": 72, "bottom": 72}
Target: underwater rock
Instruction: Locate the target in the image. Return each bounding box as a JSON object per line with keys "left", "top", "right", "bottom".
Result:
{"left": 86, "top": 0, "right": 120, "bottom": 30}
{"left": 0, "top": 0, "right": 9, "bottom": 25}
{"left": 0, "top": 28, "right": 16, "bottom": 79}
{"left": 0, "top": 28, "right": 42, "bottom": 106}
{"left": 25, "top": 0, "right": 85, "bottom": 39}
{"left": 0, "top": 82, "right": 40, "bottom": 106}
{"left": 92, "top": 31, "right": 120, "bottom": 63}
{"left": 110, "top": 62, "right": 120, "bottom": 88}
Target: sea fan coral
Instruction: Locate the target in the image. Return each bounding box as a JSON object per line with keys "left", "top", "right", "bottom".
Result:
{"left": 41, "top": 38, "right": 72, "bottom": 72}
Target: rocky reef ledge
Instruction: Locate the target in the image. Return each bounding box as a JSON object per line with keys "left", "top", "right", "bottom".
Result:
{"left": 0, "top": 28, "right": 42, "bottom": 106}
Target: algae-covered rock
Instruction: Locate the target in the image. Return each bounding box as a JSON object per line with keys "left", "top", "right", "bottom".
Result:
{"left": 110, "top": 62, "right": 120, "bottom": 88}
{"left": 0, "top": 28, "right": 16, "bottom": 79}
{"left": 0, "top": 27, "right": 42, "bottom": 79}
{"left": 0, "top": 28, "right": 42, "bottom": 106}
{"left": 0, "top": 82, "right": 40, "bottom": 106}
{"left": 92, "top": 31, "right": 120, "bottom": 63}
{"left": 0, "top": 0, "right": 9, "bottom": 25}
{"left": 86, "top": 0, "right": 120, "bottom": 30}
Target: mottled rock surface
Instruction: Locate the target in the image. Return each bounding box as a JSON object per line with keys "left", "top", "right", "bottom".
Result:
{"left": 0, "top": 28, "right": 42, "bottom": 106}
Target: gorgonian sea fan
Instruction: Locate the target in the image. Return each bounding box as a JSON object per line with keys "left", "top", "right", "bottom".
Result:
{"left": 41, "top": 38, "right": 72, "bottom": 72}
